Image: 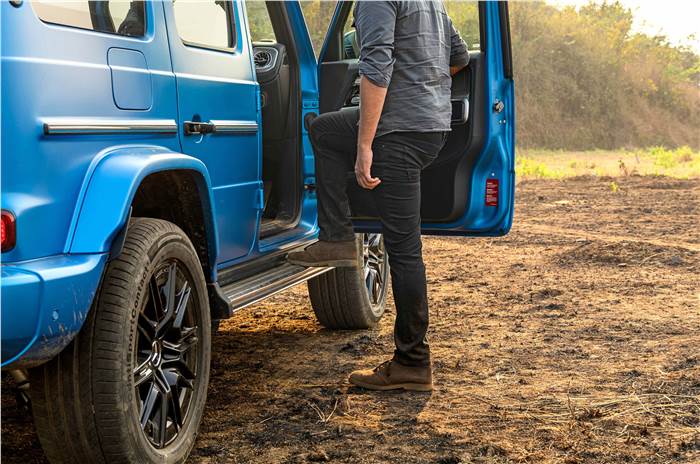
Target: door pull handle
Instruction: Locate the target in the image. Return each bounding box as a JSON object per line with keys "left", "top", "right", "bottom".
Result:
{"left": 184, "top": 121, "right": 215, "bottom": 135}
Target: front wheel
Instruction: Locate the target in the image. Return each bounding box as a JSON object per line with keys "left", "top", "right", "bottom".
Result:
{"left": 30, "top": 218, "right": 211, "bottom": 464}
{"left": 308, "top": 233, "right": 389, "bottom": 329}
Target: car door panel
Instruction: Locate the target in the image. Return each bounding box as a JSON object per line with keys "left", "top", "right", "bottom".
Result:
{"left": 163, "top": 1, "right": 262, "bottom": 265}
{"left": 316, "top": 1, "right": 514, "bottom": 237}
{"left": 318, "top": 60, "right": 360, "bottom": 113}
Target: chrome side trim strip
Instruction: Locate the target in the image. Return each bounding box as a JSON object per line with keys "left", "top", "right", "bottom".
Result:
{"left": 42, "top": 118, "right": 178, "bottom": 135}
{"left": 210, "top": 120, "right": 259, "bottom": 134}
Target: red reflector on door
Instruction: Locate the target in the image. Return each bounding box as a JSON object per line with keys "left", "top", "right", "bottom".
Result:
{"left": 485, "top": 179, "right": 499, "bottom": 206}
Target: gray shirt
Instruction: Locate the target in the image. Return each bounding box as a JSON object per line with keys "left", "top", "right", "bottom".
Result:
{"left": 353, "top": 1, "right": 469, "bottom": 137}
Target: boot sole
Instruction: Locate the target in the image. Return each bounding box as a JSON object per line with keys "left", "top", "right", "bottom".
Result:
{"left": 349, "top": 379, "right": 433, "bottom": 392}
{"left": 287, "top": 257, "right": 357, "bottom": 268}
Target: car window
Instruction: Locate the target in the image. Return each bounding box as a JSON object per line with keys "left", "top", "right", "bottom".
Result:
{"left": 246, "top": 1, "right": 275, "bottom": 43}
{"left": 173, "top": 0, "right": 235, "bottom": 51}
{"left": 32, "top": 0, "right": 146, "bottom": 37}
{"left": 444, "top": 1, "right": 481, "bottom": 51}
{"left": 299, "top": 0, "right": 338, "bottom": 58}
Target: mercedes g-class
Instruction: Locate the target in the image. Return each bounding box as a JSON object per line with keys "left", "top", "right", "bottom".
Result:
{"left": 1, "top": 1, "right": 515, "bottom": 462}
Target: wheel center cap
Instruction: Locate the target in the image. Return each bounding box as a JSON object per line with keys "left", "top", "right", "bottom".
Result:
{"left": 150, "top": 340, "right": 163, "bottom": 367}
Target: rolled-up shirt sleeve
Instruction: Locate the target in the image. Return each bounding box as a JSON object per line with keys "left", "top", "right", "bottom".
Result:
{"left": 354, "top": 1, "right": 397, "bottom": 88}
{"left": 449, "top": 21, "right": 470, "bottom": 68}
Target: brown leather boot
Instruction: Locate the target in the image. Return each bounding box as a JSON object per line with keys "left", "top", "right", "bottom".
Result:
{"left": 348, "top": 360, "right": 433, "bottom": 391}
{"left": 287, "top": 240, "right": 357, "bottom": 267}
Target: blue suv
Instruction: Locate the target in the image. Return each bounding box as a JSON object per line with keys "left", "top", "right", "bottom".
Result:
{"left": 1, "top": 1, "right": 514, "bottom": 462}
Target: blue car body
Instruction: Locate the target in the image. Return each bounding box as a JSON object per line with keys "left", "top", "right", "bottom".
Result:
{"left": 1, "top": 1, "right": 514, "bottom": 369}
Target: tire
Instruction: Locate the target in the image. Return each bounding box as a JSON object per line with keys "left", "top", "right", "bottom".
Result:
{"left": 30, "top": 218, "right": 211, "bottom": 464}
{"left": 308, "top": 233, "right": 389, "bottom": 329}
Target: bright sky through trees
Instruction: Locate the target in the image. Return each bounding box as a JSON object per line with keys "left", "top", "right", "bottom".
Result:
{"left": 550, "top": 0, "right": 700, "bottom": 52}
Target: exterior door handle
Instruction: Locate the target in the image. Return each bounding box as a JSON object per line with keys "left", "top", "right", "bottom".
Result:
{"left": 183, "top": 121, "right": 215, "bottom": 136}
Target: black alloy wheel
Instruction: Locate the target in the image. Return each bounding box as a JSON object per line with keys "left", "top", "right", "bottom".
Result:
{"left": 134, "top": 259, "right": 201, "bottom": 449}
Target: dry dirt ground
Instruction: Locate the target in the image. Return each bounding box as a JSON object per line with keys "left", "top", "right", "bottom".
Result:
{"left": 3, "top": 176, "right": 699, "bottom": 463}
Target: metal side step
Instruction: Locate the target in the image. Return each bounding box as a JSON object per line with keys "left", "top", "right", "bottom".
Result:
{"left": 221, "top": 262, "right": 333, "bottom": 311}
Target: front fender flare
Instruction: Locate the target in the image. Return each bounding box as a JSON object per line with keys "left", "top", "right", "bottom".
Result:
{"left": 67, "top": 145, "right": 219, "bottom": 275}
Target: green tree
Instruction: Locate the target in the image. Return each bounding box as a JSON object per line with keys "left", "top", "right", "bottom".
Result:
{"left": 250, "top": 0, "right": 700, "bottom": 149}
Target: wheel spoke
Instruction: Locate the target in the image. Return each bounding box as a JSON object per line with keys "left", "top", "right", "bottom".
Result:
{"left": 156, "top": 263, "right": 178, "bottom": 333}
{"left": 149, "top": 277, "right": 164, "bottom": 321}
{"left": 138, "top": 313, "right": 156, "bottom": 342}
{"left": 368, "top": 247, "right": 382, "bottom": 265}
{"left": 373, "top": 275, "right": 382, "bottom": 301}
{"left": 376, "top": 246, "right": 385, "bottom": 260}
{"left": 170, "top": 393, "right": 182, "bottom": 432}
{"left": 163, "top": 332, "right": 198, "bottom": 359}
{"left": 134, "top": 360, "right": 154, "bottom": 387}
{"left": 163, "top": 369, "right": 184, "bottom": 429}
{"left": 140, "top": 383, "right": 159, "bottom": 427}
{"left": 366, "top": 268, "right": 378, "bottom": 302}
{"left": 374, "top": 263, "right": 384, "bottom": 285}
{"left": 161, "top": 351, "right": 196, "bottom": 381}
{"left": 172, "top": 282, "right": 191, "bottom": 330}
{"left": 177, "top": 374, "right": 194, "bottom": 391}
{"left": 157, "top": 393, "right": 169, "bottom": 448}
{"left": 177, "top": 360, "right": 196, "bottom": 382}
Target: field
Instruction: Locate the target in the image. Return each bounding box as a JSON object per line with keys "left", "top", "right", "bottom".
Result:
{"left": 2, "top": 160, "right": 699, "bottom": 463}
{"left": 516, "top": 147, "right": 700, "bottom": 180}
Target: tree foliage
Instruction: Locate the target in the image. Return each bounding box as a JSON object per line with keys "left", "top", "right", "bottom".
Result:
{"left": 508, "top": 1, "right": 700, "bottom": 149}
{"left": 254, "top": 1, "right": 700, "bottom": 150}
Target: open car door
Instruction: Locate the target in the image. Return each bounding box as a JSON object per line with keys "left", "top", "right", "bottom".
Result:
{"left": 316, "top": 1, "right": 515, "bottom": 236}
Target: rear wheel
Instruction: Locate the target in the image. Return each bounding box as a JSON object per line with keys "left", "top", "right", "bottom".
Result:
{"left": 308, "top": 233, "right": 389, "bottom": 329}
{"left": 30, "top": 218, "right": 210, "bottom": 464}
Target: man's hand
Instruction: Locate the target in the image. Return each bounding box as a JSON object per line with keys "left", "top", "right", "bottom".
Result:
{"left": 450, "top": 64, "right": 467, "bottom": 76}
{"left": 355, "top": 145, "right": 381, "bottom": 190}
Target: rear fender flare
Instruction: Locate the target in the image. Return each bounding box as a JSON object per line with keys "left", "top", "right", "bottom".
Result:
{"left": 67, "top": 145, "right": 219, "bottom": 279}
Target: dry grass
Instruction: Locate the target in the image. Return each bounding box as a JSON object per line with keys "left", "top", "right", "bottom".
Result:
{"left": 517, "top": 147, "right": 700, "bottom": 180}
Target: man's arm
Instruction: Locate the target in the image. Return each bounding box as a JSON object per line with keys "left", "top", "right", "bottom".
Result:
{"left": 356, "top": 77, "right": 386, "bottom": 189}
{"left": 353, "top": 1, "right": 397, "bottom": 190}
{"left": 449, "top": 21, "right": 470, "bottom": 76}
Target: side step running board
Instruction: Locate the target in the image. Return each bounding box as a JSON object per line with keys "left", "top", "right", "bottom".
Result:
{"left": 221, "top": 263, "right": 333, "bottom": 312}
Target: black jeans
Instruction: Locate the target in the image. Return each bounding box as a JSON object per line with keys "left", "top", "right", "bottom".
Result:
{"left": 309, "top": 107, "right": 447, "bottom": 367}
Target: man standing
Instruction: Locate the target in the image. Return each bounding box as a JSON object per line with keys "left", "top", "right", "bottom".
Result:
{"left": 288, "top": 1, "right": 469, "bottom": 391}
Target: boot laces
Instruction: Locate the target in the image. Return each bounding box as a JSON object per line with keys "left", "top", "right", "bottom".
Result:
{"left": 374, "top": 360, "right": 392, "bottom": 375}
